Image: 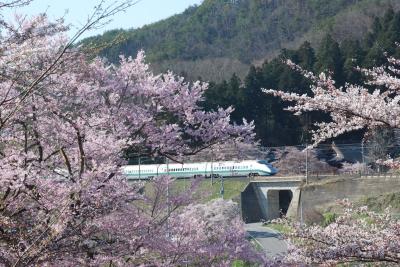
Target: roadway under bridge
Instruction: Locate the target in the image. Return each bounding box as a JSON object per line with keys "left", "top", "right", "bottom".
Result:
{"left": 241, "top": 177, "right": 303, "bottom": 223}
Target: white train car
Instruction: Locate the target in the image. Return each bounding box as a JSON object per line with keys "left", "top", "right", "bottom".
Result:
{"left": 122, "top": 160, "right": 278, "bottom": 180}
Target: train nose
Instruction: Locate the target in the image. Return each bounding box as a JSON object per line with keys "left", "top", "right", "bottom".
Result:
{"left": 269, "top": 167, "right": 278, "bottom": 174}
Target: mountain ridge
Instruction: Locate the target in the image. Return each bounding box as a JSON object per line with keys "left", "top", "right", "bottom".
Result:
{"left": 81, "top": 0, "right": 400, "bottom": 81}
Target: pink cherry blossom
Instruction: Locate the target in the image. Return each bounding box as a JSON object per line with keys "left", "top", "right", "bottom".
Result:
{"left": 0, "top": 6, "right": 261, "bottom": 266}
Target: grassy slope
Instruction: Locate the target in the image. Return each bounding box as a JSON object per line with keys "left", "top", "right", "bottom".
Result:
{"left": 171, "top": 177, "right": 250, "bottom": 202}
{"left": 142, "top": 177, "right": 250, "bottom": 206}
{"left": 358, "top": 192, "right": 400, "bottom": 214}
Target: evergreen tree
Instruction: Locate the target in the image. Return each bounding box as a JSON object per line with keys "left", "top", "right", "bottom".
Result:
{"left": 296, "top": 41, "right": 316, "bottom": 70}
{"left": 315, "top": 34, "right": 344, "bottom": 85}
{"left": 341, "top": 39, "right": 365, "bottom": 84}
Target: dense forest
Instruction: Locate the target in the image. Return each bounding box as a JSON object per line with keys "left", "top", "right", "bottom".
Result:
{"left": 81, "top": 0, "right": 400, "bottom": 81}
{"left": 81, "top": 1, "right": 400, "bottom": 146}
{"left": 204, "top": 8, "right": 400, "bottom": 146}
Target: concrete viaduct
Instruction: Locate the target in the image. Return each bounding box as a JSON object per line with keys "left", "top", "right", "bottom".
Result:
{"left": 241, "top": 177, "right": 303, "bottom": 223}
{"left": 241, "top": 175, "right": 400, "bottom": 223}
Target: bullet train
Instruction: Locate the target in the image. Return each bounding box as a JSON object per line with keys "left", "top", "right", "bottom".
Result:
{"left": 122, "top": 160, "right": 278, "bottom": 180}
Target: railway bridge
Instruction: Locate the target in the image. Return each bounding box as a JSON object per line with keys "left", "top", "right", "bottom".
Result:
{"left": 241, "top": 177, "right": 303, "bottom": 223}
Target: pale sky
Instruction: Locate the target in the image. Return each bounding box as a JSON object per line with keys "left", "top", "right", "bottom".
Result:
{"left": 4, "top": 0, "right": 203, "bottom": 38}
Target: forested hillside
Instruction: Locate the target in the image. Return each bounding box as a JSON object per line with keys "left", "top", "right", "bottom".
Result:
{"left": 204, "top": 9, "right": 400, "bottom": 146}
{"left": 82, "top": 0, "right": 400, "bottom": 81}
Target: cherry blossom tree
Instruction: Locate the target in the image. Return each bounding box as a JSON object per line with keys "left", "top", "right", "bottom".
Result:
{"left": 272, "top": 146, "right": 336, "bottom": 175}
{"left": 266, "top": 49, "right": 400, "bottom": 265}
{"left": 284, "top": 200, "right": 400, "bottom": 265}
{"left": 0, "top": 3, "right": 261, "bottom": 266}
{"left": 339, "top": 162, "right": 370, "bottom": 174}
{"left": 264, "top": 57, "right": 400, "bottom": 147}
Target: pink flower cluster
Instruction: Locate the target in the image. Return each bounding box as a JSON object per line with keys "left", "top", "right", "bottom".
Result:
{"left": 0, "top": 9, "right": 260, "bottom": 266}
{"left": 285, "top": 200, "right": 400, "bottom": 265}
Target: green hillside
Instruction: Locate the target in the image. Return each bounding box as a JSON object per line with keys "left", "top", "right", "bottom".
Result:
{"left": 82, "top": 0, "right": 400, "bottom": 81}
{"left": 204, "top": 8, "right": 400, "bottom": 146}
